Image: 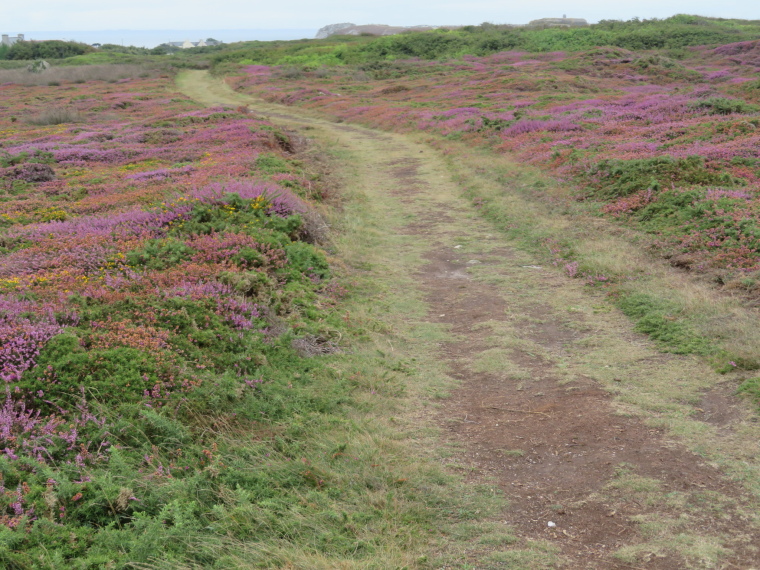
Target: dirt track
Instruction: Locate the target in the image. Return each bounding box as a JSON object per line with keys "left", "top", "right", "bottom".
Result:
{"left": 178, "top": 71, "right": 760, "bottom": 569}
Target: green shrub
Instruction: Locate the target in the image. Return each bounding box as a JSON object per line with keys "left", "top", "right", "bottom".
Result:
{"left": 255, "top": 152, "right": 292, "bottom": 173}
{"left": 285, "top": 241, "right": 329, "bottom": 278}
{"left": 634, "top": 188, "right": 705, "bottom": 223}
{"left": 689, "top": 97, "right": 760, "bottom": 116}
{"left": 631, "top": 189, "right": 760, "bottom": 255}
{"left": 19, "top": 335, "right": 174, "bottom": 409}
{"left": 6, "top": 40, "right": 94, "bottom": 60}
{"left": 125, "top": 238, "right": 195, "bottom": 270}
{"left": 586, "top": 155, "right": 740, "bottom": 198}
{"left": 0, "top": 151, "right": 38, "bottom": 168}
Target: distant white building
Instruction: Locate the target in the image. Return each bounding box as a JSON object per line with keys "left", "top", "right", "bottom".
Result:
{"left": 167, "top": 39, "right": 208, "bottom": 49}
{"left": 1, "top": 33, "right": 25, "bottom": 47}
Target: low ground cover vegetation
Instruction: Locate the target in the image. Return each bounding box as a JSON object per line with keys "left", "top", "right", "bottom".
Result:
{"left": 227, "top": 35, "right": 760, "bottom": 279}
{"left": 216, "top": 18, "right": 760, "bottom": 392}
{"left": 0, "top": 71, "right": 469, "bottom": 567}
{"left": 4, "top": 16, "right": 760, "bottom": 564}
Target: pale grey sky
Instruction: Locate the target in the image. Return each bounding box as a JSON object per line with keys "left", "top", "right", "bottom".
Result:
{"left": 1, "top": 0, "right": 757, "bottom": 31}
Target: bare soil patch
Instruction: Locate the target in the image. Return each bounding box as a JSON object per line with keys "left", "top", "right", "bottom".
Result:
{"left": 420, "top": 247, "right": 760, "bottom": 569}
{"left": 697, "top": 385, "right": 747, "bottom": 428}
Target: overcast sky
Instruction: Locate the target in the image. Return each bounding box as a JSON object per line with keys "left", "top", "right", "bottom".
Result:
{"left": 1, "top": 0, "right": 757, "bottom": 31}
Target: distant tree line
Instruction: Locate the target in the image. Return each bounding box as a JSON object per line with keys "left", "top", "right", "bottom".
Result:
{"left": 1, "top": 40, "right": 95, "bottom": 60}
{"left": 357, "top": 15, "right": 760, "bottom": 60}
{"left": 0, "top": 38, "right": 229, "bottom": 61}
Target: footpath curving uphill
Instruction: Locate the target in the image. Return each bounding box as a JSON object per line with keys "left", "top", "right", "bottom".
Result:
{"left": 177, "top": 71, "right": 760, "bottom": 568}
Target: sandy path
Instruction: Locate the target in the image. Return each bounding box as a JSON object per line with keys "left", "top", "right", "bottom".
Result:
{"left": 178, "top": 71, "right": 760, "bottom": 569}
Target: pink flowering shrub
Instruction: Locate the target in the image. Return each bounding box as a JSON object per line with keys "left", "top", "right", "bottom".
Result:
{"left": 230, "top": 40, "right": 760, "bottom": 272}
{"left": 0, "top": 73, "right": 341, "bottom": 561}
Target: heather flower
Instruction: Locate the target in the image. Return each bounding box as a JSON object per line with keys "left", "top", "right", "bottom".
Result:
{"left": 502, "top": 119, "right": 582, "bottom": 137}
{"left": 0, "top": 318, "right": 62, "bottom": 383}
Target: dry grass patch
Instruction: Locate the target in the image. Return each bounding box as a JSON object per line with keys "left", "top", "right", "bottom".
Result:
{"left": 613, "top": 519, "right": 730, "bottom": 568}
{"left": 26, "top": 106, "right": 84, "bottom": 125}
{"left": 471, "top": 348, "right": 533, "bottom": 380}
{"left": 0, "top": 64, "right": 157, "bottom": 85}
{"left": 483, "top": 540, "right": 560, "bottom": 569}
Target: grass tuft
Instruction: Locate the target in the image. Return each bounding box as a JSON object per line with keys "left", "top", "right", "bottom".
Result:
{"left": 26, "top": 106, "right": 84, "bottom": 125}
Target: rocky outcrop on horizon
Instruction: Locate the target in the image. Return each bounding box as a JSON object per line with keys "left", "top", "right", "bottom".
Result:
{"left": 315, "top": 23, "right": 356, "bottom": 39}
